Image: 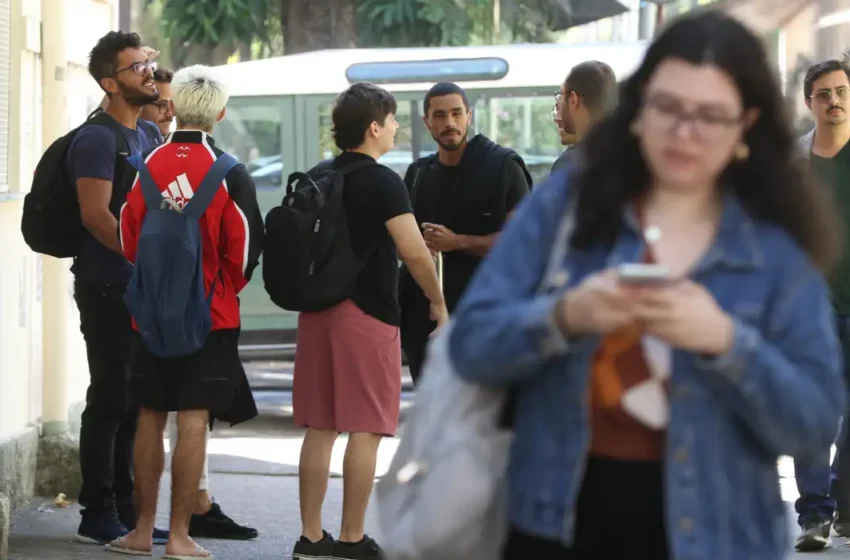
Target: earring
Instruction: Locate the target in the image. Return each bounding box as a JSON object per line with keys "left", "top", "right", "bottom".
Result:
{"left": 629, "top": 120, "right": 641, "bottom": 136}
{"left": 734, "top": 143, "right": 750, "bottom": 161}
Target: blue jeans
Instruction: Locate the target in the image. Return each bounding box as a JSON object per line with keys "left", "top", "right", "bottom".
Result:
{"left": 795, "top": 314, "right": 850, "bottom": 525}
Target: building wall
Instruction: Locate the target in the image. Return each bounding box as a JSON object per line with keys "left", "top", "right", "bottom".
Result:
{"left": 0, "top": 0, "right": 117, "bottom": 475}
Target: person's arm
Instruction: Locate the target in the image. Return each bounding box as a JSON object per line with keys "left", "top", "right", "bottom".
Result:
{"left": 448, "top": 172, "right": 573, "bottom": 386}
{"left": 222, "top": 165, "right": 265, "bottom": 291}
{"left": 389, "top": 214, "right": 444, "bottom": 308}
{"left": 693, "top": 260, "right": 846, "bottom": 459}
{"left": 454, "top": 159, "right": 530, "bottom": 257}
{"left": 72, "top": 126, "right": 122, "bottom": 254}
{"left": 378, "top": 169, "right": 444, "bottom": 308}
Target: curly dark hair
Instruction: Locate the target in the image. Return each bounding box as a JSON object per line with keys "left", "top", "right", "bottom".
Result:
{"left": 571, "top": 10, "right": 840, "bottom": 270}
{"left": 332, "top": 82, "right": 397, "bottom": 151}
{"left": 88, "top": 31, "right": 143, "bottom": 89}
{"left": 153, "top": 66, "right": 174, "bottom": 84}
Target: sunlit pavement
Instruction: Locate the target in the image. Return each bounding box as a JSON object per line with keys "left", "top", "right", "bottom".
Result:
{"left": 6, "top": 418, "right": 850, "bottom": 558}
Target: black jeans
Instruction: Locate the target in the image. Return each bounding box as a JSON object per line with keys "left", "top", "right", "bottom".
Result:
{"left": 74, "top": 281, "right": 137, "bottom": 513}
{"left": 503, "top": 456, "right": 669, "bottom": 559}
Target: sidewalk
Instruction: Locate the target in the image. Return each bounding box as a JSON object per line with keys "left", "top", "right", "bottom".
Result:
{"left": 7, "top": 419, "right": 850, "bottom": 559}
{"left": 10, "top": 472, "right": 376, "bottom": 560}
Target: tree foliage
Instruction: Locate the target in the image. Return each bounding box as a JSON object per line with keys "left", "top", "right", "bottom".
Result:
{"left": 154, "top": 0, "right": 276, "bottom": 65}
{"left": 141, "top": 0, "right": 566, "bottom": 66}
{"left": 356, "top": 0, "right": 558, "bottom": 48}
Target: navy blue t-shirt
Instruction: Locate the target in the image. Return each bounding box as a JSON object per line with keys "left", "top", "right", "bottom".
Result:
{"left": 66, "top": 118, "right": 162, "bottom": 284}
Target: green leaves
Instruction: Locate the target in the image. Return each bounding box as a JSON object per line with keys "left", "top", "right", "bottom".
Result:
{"left": 152, "top": 0, "right": 557, "bottom": 59}
{"left": 159, "top": 0, "right": 275, "bottom": 51}
{"left": 356, "top": 0, "right": 554, "bottom": 48}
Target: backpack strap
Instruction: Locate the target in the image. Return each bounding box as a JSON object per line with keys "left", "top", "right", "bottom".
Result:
{"left": 408, "top": 155, "right": 435, "bottom": 207}
{"left": 127, "top": 153, "right": 166, "bottom": 212}
{"left": 183, "top": 154, "right": 240, "bottom": 220}
{"left": 320, "top": 158, "right": 376, "bottom": 216}
{"left": 88, "top": 111, "right": 131, "bottom": 156}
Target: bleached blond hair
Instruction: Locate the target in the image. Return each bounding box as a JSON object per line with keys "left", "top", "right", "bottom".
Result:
{"left": 171, "top": 65, "right": 230, "bottom": 130}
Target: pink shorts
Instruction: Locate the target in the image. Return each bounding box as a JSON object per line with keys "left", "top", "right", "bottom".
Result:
{"left": 293, "top": 299, "right": 402, "bottom": 436}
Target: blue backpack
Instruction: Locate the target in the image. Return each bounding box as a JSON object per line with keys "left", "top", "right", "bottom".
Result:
{"left": 124, "top": 153, "right": 239, "bottom": 359}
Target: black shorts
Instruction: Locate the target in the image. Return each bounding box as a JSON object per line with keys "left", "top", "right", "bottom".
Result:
{"left": 129, "top": 328, "right": 246, "bottom": 415}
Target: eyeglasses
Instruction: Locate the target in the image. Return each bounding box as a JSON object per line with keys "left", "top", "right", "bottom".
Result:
{"left": 115, "top": 60, "right": 158, "bottom": 77}
{"left": 148, "top": 100, "right": 172, "bottom": 113}
{"left": 642, "top": 96, "right": 743, "bottom": 142}
{"left": 810, "top": 87, "right": 850, "bottom": 103}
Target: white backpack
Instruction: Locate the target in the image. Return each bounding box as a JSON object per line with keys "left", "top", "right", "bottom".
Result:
{"left": 375, "top": 192, "right": 577, "bottom": 560}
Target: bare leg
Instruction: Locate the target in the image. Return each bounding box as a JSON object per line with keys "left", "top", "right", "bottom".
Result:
{"left": 339, "top": 432, "right": 382, "bottom": 543}
{"left": 168, "top": 410, "right": 213, "bottom": 515}
{"left": 194, "top": 426, "right": 212, "bottom": 515}
{"left": 166, "top": 409, "right": 210, "bottom": 556}
{"left": 109, "top": 408, "right": 167, "bottom": 551}
{"left": 299, "top": 428, "right": 338, "bottom": 542}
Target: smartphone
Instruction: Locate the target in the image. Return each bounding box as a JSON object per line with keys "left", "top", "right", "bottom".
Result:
{"left": 617, "top": 263, "right": 669, "bottom": 286}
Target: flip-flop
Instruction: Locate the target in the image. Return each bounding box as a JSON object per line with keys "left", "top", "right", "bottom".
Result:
{"left": 161, "top": 544, "right": 213, "bottom": 560}
{"left": 104, "top": 536, "right": 154, "bottom": 556}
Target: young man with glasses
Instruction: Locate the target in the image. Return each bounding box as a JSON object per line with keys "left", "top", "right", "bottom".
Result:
{"left": 138, "top": 67, "right": 175, "bottom": 137}
{"left": 794, "top": 58, "right": 850, "bottom": 552}
{"left": 68, "top": 31, "right": 167, "bottom": 546}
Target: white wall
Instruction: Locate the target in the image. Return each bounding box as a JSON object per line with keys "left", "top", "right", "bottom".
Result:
{"left": 0, "top": 0, "right": 117, "bottom": 442}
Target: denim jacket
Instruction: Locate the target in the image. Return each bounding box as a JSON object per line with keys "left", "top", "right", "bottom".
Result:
{"left": 448, "top": 170, "right": 846, "bottom": 559}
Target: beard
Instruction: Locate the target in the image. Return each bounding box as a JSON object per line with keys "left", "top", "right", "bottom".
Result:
{"left": 561, "top": 110, "right": 576, "bottom": 135}
{"left": 433, "top": 127, "right": 468, "bottom": 152}
{"left": 118, "top": 81, "right": 159, "bottom": 107}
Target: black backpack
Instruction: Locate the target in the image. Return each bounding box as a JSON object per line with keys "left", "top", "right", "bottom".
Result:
{"left": 263, "top": 159, "right": 373, "bottom": 312}
{"left": 20, "top": 110, "right": 139, "bottom": 258}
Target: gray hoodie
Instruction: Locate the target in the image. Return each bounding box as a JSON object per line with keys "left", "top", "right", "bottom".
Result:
{"left": 797, "top": 128, "right": 815, "bottom": 160}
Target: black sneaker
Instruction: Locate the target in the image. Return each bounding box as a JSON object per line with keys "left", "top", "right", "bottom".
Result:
{"left": 118, "top": 505, "right": 170, "bottom": 545}
{"left": 796, "top": 519, "right": 832, "bottom": 551}
{"left": 75, "top": 509, "right": 128, "bottom": 545}
{"left": 189, "top": 501, "right": 259, "bottom": 540}
{"left": 333, "top": 535, "right": 387, "bottom": 560}
{"left": 293, "top": 530, "right": 336, "bottom": 559}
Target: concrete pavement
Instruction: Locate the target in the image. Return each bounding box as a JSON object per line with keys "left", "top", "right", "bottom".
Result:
{"left": 7, "top": 417, "right": 850, "bottom": 559}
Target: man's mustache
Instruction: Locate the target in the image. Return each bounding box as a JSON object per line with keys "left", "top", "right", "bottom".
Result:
{"left": 828, "top": 105, "right": 844, "bottom": 113}
{"left": 441, "top": 129, "right": 462, "bottom": 136}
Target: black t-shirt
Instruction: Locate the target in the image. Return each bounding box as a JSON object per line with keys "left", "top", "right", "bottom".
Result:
{"left": 810, "top": 142, "right": 850, "bottom": 314}
{"left": 418, "top": 157, "right": 528, "bottom": 226}
{"left": 411, "top": 157, "right": 529, "bottom": 310}
{"left": 335, "top": 151, "right": 413, "bottom": 326}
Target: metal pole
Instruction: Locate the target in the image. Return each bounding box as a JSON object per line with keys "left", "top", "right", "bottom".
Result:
{"left": 638, "top": 1, "right": 654, "bottom": 40}
{"left": 118, "top": 0, "right": 131, "bottom": 31}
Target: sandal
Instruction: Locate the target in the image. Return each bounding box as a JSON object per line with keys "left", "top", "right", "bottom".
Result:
{"left": 161, "top": 544, "right": 213, "bottom": 559}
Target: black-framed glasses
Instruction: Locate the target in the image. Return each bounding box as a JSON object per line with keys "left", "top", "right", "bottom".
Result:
{"left": 115, "top": 60, "right": 157, "bottom": 77}
{"left": 642, "top": 96, "right": 743, "bottom": 142}
{"left": 148, "top": 100, "right": 171, "bottom": 113}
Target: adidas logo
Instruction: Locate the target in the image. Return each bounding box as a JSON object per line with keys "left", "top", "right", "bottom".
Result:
{"left": 162, "top": 173, "right": 194, "bottom": 210}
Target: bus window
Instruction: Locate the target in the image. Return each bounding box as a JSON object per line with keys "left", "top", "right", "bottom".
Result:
{"left": 215, "top": 99, "right": 289, "bottom": 332}
{"left": 472, "top": 94, "right": 562, "bottom": 184}
{"left": 317, "top": 99, "right": 436, "bottom": 177}
{"left": 216, "top": 100, "right": 284, "bottom": 192}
